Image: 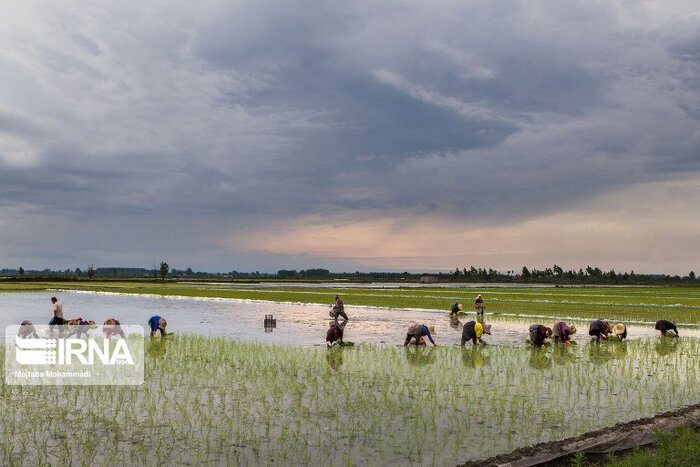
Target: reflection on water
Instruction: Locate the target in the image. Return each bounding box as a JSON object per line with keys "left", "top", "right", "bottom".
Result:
{"left": 550, "top": 343, "right": 578, "bottom": 366}
{"left": 2, "top": 291, "right": 700, "bottom": 348}
{"left": 326, "top": 347, "right": 344, "bottom": 370}
{"left": 655, "top": 337, "right": 679, "bottom": 356}
{"left": 461, "top": 348, "right": 490, "bottom": 368}
{"left": 146, "top": 337, "right": 168, "bottom": 358}
{"left": 528, "top": 348, "right": 552, "bottom": 369}
{"left": 404, "top": 346, "right": 436, "bottom": 366}
{"left": 264, "top": 314, "right": 277, "bottom": 333}
{"left": 588, "top": 341, "right": 627, "bottom": 364}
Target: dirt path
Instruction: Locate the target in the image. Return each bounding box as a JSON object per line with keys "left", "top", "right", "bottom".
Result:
{"left": 459, "top": 403, "right": 700, "bottom": 467}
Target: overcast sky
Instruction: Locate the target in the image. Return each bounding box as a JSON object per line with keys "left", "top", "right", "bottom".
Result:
{"left": 1, "top": 1, "right": 699, "bottom": 274}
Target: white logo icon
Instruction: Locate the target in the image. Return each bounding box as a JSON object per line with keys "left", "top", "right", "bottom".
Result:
{"left": 15, "top": 338, "right": 57, "bottom": 365}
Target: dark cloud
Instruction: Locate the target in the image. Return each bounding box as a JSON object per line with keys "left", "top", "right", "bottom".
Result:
{"left": 1, "top": 1, "right": 699, "bottom": 271}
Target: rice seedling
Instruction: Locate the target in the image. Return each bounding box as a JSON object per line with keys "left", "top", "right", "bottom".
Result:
{"left": 0, "top": 333, "right": 699, "bottom": 465}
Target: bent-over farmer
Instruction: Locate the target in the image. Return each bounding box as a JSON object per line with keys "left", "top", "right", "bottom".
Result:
{"left": 461, "top": 320, "right": 491, "bottom": 346}
{"left": 529, "top": 324, "right": 552, "bottom": 348}
{"left": 552, "top": 321, "right": 577, "bottom": 346}
{"left": 589, "top": 320, "right": 611, "bottom": 341}
{"left": 326, "top": 320, "right": 348, "bottom": 347}
{"left": 611, "top": 322, "right": 627, "bottom": 341}
{"left": 655, "top": 319, "right": 679, "bottom": 337}
{"left": 103, "top": 318, "right": 126, "bottom": 338}
{"left": 148, "top": 315, "right": 168, "bottom": 337}
{"left": 404, "top": 324, "right": 437, "bottom": 347}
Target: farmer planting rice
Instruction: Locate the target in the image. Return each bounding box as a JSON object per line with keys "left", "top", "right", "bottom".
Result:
{"left": 404, "top": 323, "right": 437, "bottom": 347}
{"left": 588, "top": 319, "right": 611, "bottom": 341}
{"left": 103, "top": 318, "right": 126, "bottom": 338}
{"left": 18, "top": 320, "right": 39, "bottom": 338}
{"left": 655, "top": 319, "right": 679, "bottom": 337}
{"left": 65, "top": 318, "right": 97, "bottom": 338}
{"left": 461, "top": 320, "right": 491, "bottom": 346}
{"left": 326, "top": 320, "right": 350, "bottom": 347}
{"left": 528, "top": 324, "right": 552, "bottom": 348}
{"left": 551, "top": 321, "right": 577, "bottom": 346}
{"left": 329, "top": 294, "right": 348, "bottom": 321}
{"left": 148, "top": 315, "right": 169, "bottom": 337}
{"left": 611, "top": 322, "right": 627, "bottom": 340}
{"left": 475, "top": 294, "right": 485, "bottom": 323}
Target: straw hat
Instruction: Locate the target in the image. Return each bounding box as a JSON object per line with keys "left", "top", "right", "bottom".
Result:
{"left": 428, "top": 325, "right": 436, "bottom": 334}
{"left": 87, "top": 320, "right": 97, "bottom": 329}
{"left": 457, "top": 303, "right": 464, "bottom": 310}
{"left": 476, "top": 294, "right": 482, "bottom": 299}
{"left": 612, "top": 322, "right": 626, "bottom": 336}
{"left": 159, "top": 317, "right": 168, "bottom": 330}
{"left": 482, "top": 324, "right": 492, "bottom": 335}
{"left": 569, "top": 324, "right": 577, "bottom": 335}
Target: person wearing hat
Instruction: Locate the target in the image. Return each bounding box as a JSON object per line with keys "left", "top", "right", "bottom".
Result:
{"left": 404, "top": 323, "right": 437, "bottom": 347}
{"left": 529, "top": 324, "right": 552, "bottom": 348}
{"left": 611, "top": 322, "right": 627, "bottom": 340}
{"left": 148, "top": 315, "right": 169, "bottom": 337}
{"left": 552, "top": 321, "right": 577, "bottom": 346}
{"left": 330, "top": 294, "right": 348, "bottom": 321}
{"left": 655, "top": 319, "right": 679, "bottom": 337}
{"left": 588, "top": 319, "right": 611, "bottom": 341}
{"left": 475, "top": 295, "right": 485, "bottom": 323}
{"left": 461, "top": 320, "right": 491, "bottom": 346}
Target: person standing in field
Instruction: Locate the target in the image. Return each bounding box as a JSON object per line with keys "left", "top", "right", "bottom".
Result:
{"left": 404, "top": 324, "right": 437, "bottom": 347}
{"left": 461, "top": 320, "right": 491, "bottom": 346}
{"left": 655, "top": 320, "right": 679, "bottom": 337}
{"left": 529, "top": 324, "right": 552, "bottom": 348}
{"left": 588, "top": 319, "right": 611, "bottom": 341}
{"left": 49, "top": 296, "right": 65, "bottom": 334}
{"left": 330, "top": 294, "right": 348, "bottom": 321}
{"left": 475, "top": 294, "right": 485, "bottom": 323}
{"left": 552, "top": 321, "right": 577, "bottom": 346}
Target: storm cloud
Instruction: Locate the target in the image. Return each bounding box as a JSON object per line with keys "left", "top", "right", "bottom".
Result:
{"left": 1, "top": 1, "right": 699, "bottom": 273}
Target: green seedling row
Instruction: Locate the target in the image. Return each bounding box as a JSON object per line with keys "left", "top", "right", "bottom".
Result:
{"left": 0, "top": 335, "right": 698, "bottom": 465}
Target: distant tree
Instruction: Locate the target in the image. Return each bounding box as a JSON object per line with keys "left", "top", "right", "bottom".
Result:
{"left": 75, "top": 267, "right": 82, "bottom": 276}
{"left": 521, "top": 266, "right": 531, "bottom": 279}
{"left": 159, "top": 261, "right": 170, "bottom": 280}
{"left": 87, "top": 264, "right": 95, "bottom": 279}
{"left": 689, "top": 271, "right": 696, "bottom": 281}
{"left": 186, "top": 267, "right": 193, "bottom": 276}
{"left": 18, "top": 267, "right": 24, "bottom": 277}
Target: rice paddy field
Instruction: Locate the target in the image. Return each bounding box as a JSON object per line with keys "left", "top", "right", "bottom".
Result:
{"left": 3, "top": 280, "right": 700, "bottom": 323}
{"left": 1, "top": 336, "right": 699, "bottom": 465}
{"left": 1, "top": 280, "right": 699, "bottom": 465}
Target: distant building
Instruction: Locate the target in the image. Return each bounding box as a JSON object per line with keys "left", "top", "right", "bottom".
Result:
{"left": 420, "top": 275, "right": 437, "bottom": 283}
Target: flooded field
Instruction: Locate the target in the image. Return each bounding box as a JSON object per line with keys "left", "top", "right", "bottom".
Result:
{"left": 2, "top": 286, "right": 700, "bottom": 465}
{"left": 1, "top": 335, "right": 699, "bottom": 465}
{"left": 2, "top": 291, "right": 698, "bottom": 346}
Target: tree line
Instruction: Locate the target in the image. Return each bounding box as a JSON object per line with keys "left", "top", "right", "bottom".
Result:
{"left": 1, "top": 264, "right": 698, "bottom": 285}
